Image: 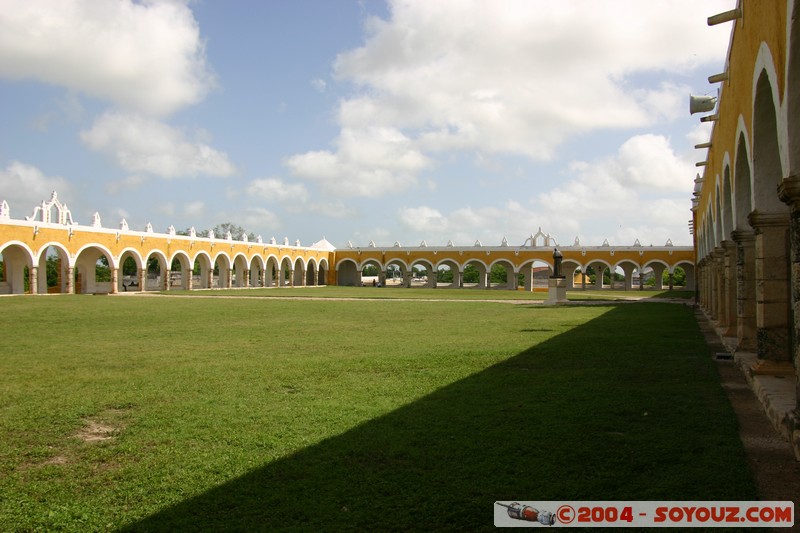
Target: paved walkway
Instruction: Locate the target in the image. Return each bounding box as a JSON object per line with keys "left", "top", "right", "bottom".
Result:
{"left": 696, "top": 309, "right": 799, "bottom": 528}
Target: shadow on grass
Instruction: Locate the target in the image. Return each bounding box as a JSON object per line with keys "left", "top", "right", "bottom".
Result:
{"left": 122, "top": 304, "right": 753, "bottom": 532}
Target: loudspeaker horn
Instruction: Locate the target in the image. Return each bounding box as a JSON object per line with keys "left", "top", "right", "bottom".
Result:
{"left": 689, "top": 95, "right": 717, "bottom": 114}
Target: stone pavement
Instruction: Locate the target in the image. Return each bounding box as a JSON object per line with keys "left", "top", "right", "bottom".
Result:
{"left": 694, "top": 307, "right": 797, "bottom": 459}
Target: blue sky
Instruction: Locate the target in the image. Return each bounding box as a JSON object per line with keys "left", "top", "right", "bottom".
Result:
{"left": 0, "top": 0, "right": 735, "bottom": 248}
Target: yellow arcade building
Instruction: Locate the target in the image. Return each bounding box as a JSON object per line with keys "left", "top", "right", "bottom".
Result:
{"left": 691, "top": 0, "right": 800, "bottom": 457}
{"left": 0, "top": 191, "right": 693, "bottom": 295}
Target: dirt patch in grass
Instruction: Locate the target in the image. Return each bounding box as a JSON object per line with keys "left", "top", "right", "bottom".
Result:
{"left": 75, "top": 419, "right": 118, "bottom": 442}
{"left": 74, "top": 406, "right": 132, "bottom": 443}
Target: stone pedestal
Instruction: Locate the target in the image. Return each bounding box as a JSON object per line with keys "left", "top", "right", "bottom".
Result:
{"left": 546, "top": 277, "right": 567, "bottom": 304}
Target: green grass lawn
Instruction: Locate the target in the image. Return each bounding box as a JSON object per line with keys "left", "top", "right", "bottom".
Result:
{"left": 164, "top": 285, "right": 694, "bottom": 301}
{"left": 0, "top": 295, "right": 750, "bottom": 531}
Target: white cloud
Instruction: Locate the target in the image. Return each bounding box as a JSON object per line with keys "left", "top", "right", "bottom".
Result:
{"left": 287, "top": 0, "right": 733, "bottom": 198}
{"left": 246, "top": 177, "right": 309, "bottom": 203}
{"left": 240, "top": 207, "right": 281, "bottom": 233}
{"left": 285, "top": 126, "right": 430, "bottom": 197}
{"left": 305, "top": 199, "right": 358, "bottom": 219}
{"left": 566, "top": 134, "right": 696, "bottom": 193}
{"left": 390, "top": 133, "right": 696, "bottom": 247}
{"left": 311, "top": 78, "right": 327, "bottom": 92}
{"left": 183, "top": 201, "right": 205, "bottom": 217}
{"left": 536, "top": 134, "right": 695, "bottom": 244}
{"left": 105, "top": 174, "right": 149, "bottom": 195}
{"left": 396, "top": 202, "right": 555, "bottom": 247}
{"left": 81, "top": 112, "right": 236, "bottom": 178}
{"left": 0, "top": 161, "right": 72, "bottom": 215}
{"left": 0, "top": 0, "right": 214, "bottom": 116}
{"left": 158, "top": 202, "right": 175, "bottom": 217}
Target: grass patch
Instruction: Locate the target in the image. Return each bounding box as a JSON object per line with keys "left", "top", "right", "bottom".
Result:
{"left": 163, "top": 285, "right": 694, "bottom": 301}
{"left": 0, "top": 296, "right": 750, "bottom": 531}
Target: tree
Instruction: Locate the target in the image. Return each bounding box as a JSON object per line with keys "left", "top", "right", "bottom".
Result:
{"left": 664, "top": 266, "right": 686, "bottom": 286}
{"left": 437, "top": 268, "right": 453, "bottom": 283}
{"left": 212, "top": 223, "right": 256, "bottom": 241}
{"left": 490, "top": 264, "right": 507, "bottom": 284}
{"left": 586, "top": 266, "right": 596, "bottom": 284}
{"left": 46, "top": 255, "right": 60, "bottom": 287}
{"left": 363, "top": 264, "right": 379, "bottom": 276}
{"left": 122, "top": 257, "right": 137, "bottom": 276}
{"left": 463, "top": 264, "right": 479, "bottom": 283}
{"left": 96, "top": 255, "right": 111, "bottom": 282}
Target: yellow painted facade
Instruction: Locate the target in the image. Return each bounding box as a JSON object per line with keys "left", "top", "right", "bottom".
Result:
{"left": 0, "top": 207, "right": 694, "bottom": 294}
{"left": 692, "top": 0, "right": 800, "bottom": 458}
{"left": 697, "top": 0, "right": 789, "bottom": 223}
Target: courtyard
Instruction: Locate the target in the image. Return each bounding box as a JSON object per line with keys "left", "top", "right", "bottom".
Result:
{"left": 0, "top": 290, "right": 768, "bottom": 531}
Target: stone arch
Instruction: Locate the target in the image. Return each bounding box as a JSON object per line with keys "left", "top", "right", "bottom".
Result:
{"left": 409, "top": 258, "right": 435, "bottom": 288}
{"left": 643, "top": 259, "right": 670, "bottom": 290}
{"left": 265, "top": 255, "right": 280, "bottom": 287}
{"left": 722, "top": 163, "right": 734, "bottom": 240}
{"left": 358, "top": 258, "right": 382, "bottom": 287}
{"left": 336, "top": 258, "right": 360, "bottom": 286}
{"left": 317, "top": 258, "right": 328, "bottom": 286}
{"left": 734, "top": 128, "right": 754, "bottom": 230}
{"left": 434, "top": 258, "right": 460, "bottom": 288}
{"left": 305, "top": 258, "right": 318, "bottom": 286}
{"left": 751, "top": 62, "right": 791, "bottom": 362}
{"left": 118, "top": 249, "right": 143, "bottom": 292}
{"left": 212, "top": 252, "right": 232, "bottom": 289}
{"left": 613, "top": 259, "right": 640, "bottom": 290}
{"left": 673, "top": 260, "right": 696, "bottom": 291}
{"left": 462, "top": 259, "right": 489, "bottom": 289}
{"left": 34, "top": 242, "right": 71, "bottom": 294}
{"left": 169, "top": 251, "right": 192, "bottom": 290}
{"left": 144, "top": 249, "right": 169, "bottom": 291}
{"left": 275, "top": 256, "right": 291, "bottom": 286}
{"left": 384, "top": 258, "right": 409, "bottom": 287}
{"left": 74, "top": 244, "right": 114, "bottom": 294}
{"left": 561, "top": 259, "right": 582, "bottom": 289}
{"left": 292, "top": 257, "right": 306, "bottom": 286}
{"left": 249, "top": 255, "right": 266, "bottom": 287}
{"left": 231, "top": 253, "right": 249, "bottom": 288}
{"left": 752, "top": 68, "right": 787, "bottom": 212}
{"left": 518, "top": 258, "right": 553, "bottom": 291}
{"left": 487, "top": 258, "right": 516, "bottom": 290}
{"left": 192, "top": 251, "right": 213, "bottom": 289}
{"left": 586, "top": 259, "right": 612, "bottom": 290}
{"left": 0, "top": 241, "right": 34, "bottom": 294}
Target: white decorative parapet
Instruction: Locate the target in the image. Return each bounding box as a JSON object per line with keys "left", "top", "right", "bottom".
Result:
{"left": 168, "top": 225, "right": 176, "bottom": 236}
{"left": 24, "top": 191, "right": 76, "bottom": 225}
{"left": 145, "top": 222, "right": 154, "bottom": 233}
{"left": 92, "top": 212, "right": 102, "bottom": 228}
{"left": 0, "top": 200, "right": 9, "bottom": 220}
{"left": 120, "top": 218, "right": 129, "bottom": 231}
